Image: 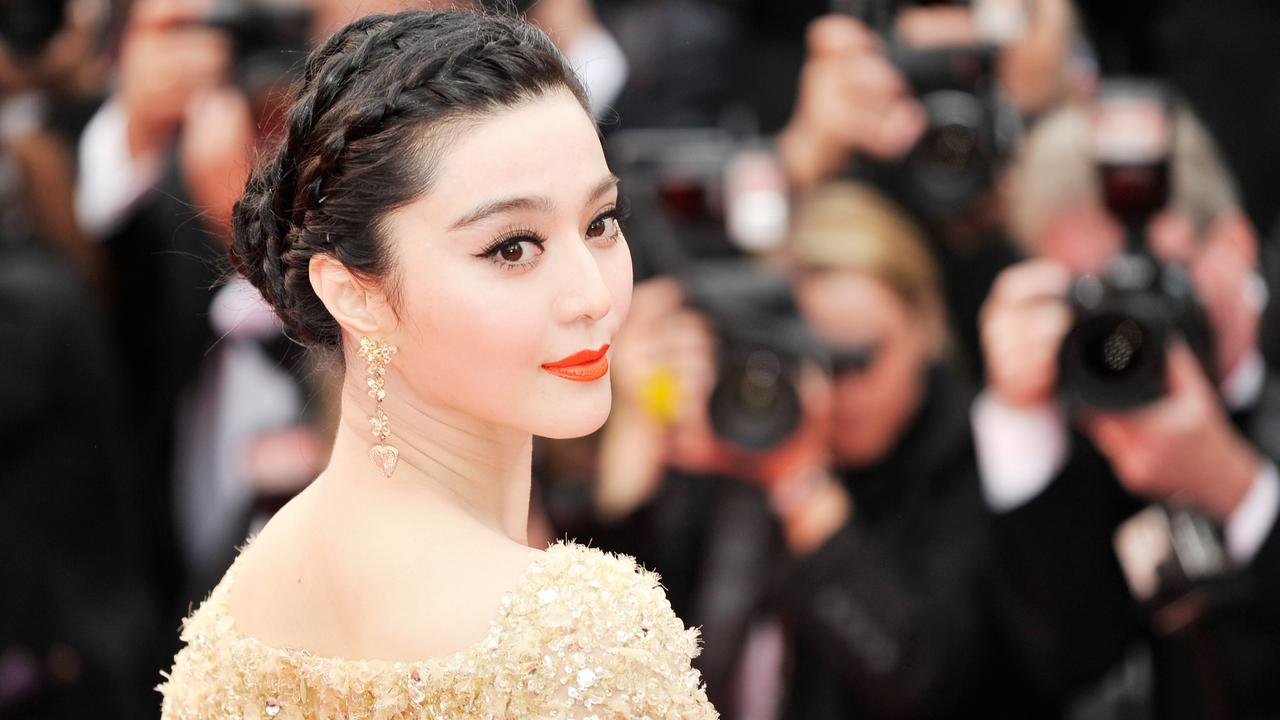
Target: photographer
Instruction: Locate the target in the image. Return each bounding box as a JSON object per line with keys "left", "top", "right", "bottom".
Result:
{"left": 572, "top": 181, "right": 1046, "bottom": 718}
{"left": 777, "top": 0, "right": 1075, "bottom": 192}
{"left": 975, "top": 100, "right": 1280, "bottom": 716}
{"left": 774, "top": 0, "right": 1077, "bottom": 377}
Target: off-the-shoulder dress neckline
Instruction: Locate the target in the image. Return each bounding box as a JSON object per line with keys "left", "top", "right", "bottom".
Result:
{"left": 210, "top": 536, "right": 580, "bottom": 673}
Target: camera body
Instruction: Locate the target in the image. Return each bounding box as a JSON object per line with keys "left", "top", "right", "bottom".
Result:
{"left": 1059, "top": 255, "right": 1213, "bottom": 410}
{"left": 609, "top": 129, "right": 831, "bottom": 450}
{"left": 1057, "top": 81, "right": 1215, "bottom": 411}
{"left": 887, "top": 41, "right": 1004, "bottom": 216}
{"left": 684, "top": 260, "right": 828, "bottom": 450}
{"left": 832, "top": 0, "right": 1018, "bottom": 217}
{"left": 202, "top": 0, "right": 313, "bottom": 107}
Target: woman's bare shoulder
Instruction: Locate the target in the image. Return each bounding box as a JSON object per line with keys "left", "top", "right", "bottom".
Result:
{"left": 226, "top": 488, "right": 542, "bottom": 663}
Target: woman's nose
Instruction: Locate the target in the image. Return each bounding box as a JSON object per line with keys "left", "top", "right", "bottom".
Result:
{"left": 554, "top": 240, "right": 613, "bottom": 323}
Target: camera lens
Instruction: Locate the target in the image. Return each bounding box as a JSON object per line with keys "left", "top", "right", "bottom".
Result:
{"left": 739, "top": 350, "right": 783, "bottom": 410}
{"left": 1091, "top": 317, "right": 1146, "bottom": 377}
{"left": 709, "top": 348, "right": 801, "bottom": 450}
{"left": 1060, "top": 308, "right": 1166, "bottom": 411}
{"left": 903, "top": 89, "right": 991, "bottom": 213}
{"left": 921, "top": 123, "right": 980, "bottom": 178}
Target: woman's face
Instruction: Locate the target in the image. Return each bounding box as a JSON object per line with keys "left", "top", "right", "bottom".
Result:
{"left": 377, "top": 90, "right": 632, "bottom": 439}
{"left": 795, "top": 270, "right": 933, "bottom": 467}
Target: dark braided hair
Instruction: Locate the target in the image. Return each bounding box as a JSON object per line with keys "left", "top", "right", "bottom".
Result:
{"left": 229, "top": 9, "right": 591, "bottom": 349}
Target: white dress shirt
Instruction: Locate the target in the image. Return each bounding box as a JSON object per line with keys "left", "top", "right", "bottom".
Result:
{"left": 74, "top": 100, "right": 165, "bottom": 240}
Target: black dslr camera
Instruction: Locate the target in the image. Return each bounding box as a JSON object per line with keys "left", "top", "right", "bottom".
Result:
{"left": 685, "top": 260, "right": 827, "bottom": 450}
{"left": 1057, "top": 81, "right": 1214, "bottom": 411}
{"left": 609, "top": 129, "right": 831, "bottom": 450}
{"left": 201, "top": 0, "right": 313, "bottom": 109}
{"left": 0, "top": 0, "right": 66, "bottom": 61}
{"left": 831, "top": 0, "right": 1021, "bottom": 217}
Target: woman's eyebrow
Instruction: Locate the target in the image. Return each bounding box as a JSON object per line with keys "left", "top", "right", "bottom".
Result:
{"left": 586, "top": 175, "right": 621, "bottom": 205}
{"left": 448, "top": 175, "right": 620, "bottom": 231}
{"left": 448, "top": 195, "right": 554, "bottom": 230}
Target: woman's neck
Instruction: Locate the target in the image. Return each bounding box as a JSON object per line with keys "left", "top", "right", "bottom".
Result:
{"left": 318, "top": 369, "right": 534, "bottom": 546}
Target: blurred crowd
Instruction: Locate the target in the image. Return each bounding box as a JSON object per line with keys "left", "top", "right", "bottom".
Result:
{"left": 3, "top": 0, "right": 1280, "bottom": 718}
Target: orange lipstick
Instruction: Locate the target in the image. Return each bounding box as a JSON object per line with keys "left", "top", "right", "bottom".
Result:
{"left": 542, "top": 344, "right": 610, "bottom": 382}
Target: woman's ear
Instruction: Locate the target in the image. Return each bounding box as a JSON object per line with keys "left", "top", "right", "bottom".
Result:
{"left": 308, "top": 253, "right": 394, "bottom": 336}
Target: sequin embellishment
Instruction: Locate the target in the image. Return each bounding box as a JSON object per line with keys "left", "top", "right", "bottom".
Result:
{"left": 157, "top": 541, "right": 717, "bottom": 719}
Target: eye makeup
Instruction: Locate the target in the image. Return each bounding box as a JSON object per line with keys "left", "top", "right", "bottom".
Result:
{"left": 476, "top": 229, "right": 547, "bottom": 271}
{"left": 473, "top": 206, "right": 626, "bottom": 272}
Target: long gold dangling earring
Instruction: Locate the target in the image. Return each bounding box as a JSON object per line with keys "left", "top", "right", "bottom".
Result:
{"left": 358, "top": 336, "right": 399, "bottom": 477}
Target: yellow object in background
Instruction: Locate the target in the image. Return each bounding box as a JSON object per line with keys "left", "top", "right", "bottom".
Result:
{"left": 639, "top": 368, "right": 682, "bottom": 425}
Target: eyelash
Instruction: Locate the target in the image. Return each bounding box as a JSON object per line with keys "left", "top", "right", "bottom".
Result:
{"left": 476, "top": 206, "right": 626, "bottom": 272}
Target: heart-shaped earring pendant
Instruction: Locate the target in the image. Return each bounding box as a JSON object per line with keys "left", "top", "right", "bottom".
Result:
{"left": 369, "top": 444, "right": 399, "bottom": 478}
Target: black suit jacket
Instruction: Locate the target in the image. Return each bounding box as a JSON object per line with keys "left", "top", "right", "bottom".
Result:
{"left": 987, "top": 376, "right": 1280, "bottom": 719}
{"left": 101, "top": 156, "right": 226, "bottom": 611}
{"left": 773, "top": 367, "right": 1054, "bottom": 720}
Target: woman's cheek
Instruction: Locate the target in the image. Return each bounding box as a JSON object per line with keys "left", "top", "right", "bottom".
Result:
{"left": 455, "top": 285, "right": 547, "bottom": 377}
{"left": 603, "top": 240, "right": 634, "bottom": 328}
{"left": 404, "top": 275, "right": 545, "bottom": 407}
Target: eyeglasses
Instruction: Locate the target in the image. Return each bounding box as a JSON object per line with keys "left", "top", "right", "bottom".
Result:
{"left": 828, "top": 342, "right": 883, "bottom": 376}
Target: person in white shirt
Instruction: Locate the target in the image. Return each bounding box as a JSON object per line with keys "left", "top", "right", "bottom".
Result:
{"left": 974, "top": 101, "right": 1280, "bottom": 715}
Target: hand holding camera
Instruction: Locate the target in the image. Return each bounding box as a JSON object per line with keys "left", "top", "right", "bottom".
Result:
{"left": 119, "top": 0, "right": 233, "bottom": 161}
{"left": 980, "top": 233, "right": 1255, "bottom": 522}
{"left": 118, "top": 0, "right": 311, "bottom": 239}
{"left": 606, "top": 274, "right": 828, "bottom": 480}
{"left": 598, "top": 275, "right": 852, "bottom": 540}
{"left": 179, "top": 86, "right": 254, "bottom": 242}
{"left": 778, "top": 14, "right": 926, "bottom": 190}
{"left": 980, "top": 259, "right": 1074, "bottom": 409}
{"left": 596, "top": 278, "right": 723, "bottom": 518}
{"left": 1087, "top": 341, "right": 1262, "bottom": 521}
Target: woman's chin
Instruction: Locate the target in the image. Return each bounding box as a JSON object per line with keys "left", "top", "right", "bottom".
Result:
{"left": 534, "top": 390, "right": 612, "bottom": 439}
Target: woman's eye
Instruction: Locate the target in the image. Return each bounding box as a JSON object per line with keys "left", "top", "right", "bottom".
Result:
{"left": 587, "top": 213, "right": 620, "bottom": 239}
{"left": 498, "top": 240, "right": 527, "bottom": 262}
{"left": 480, "top": 235, "right": 545, "bottom": 269}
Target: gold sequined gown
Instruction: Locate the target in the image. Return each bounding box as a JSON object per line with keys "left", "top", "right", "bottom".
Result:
{"left": 157, "top": 541, "right": 718, "bottom": 719}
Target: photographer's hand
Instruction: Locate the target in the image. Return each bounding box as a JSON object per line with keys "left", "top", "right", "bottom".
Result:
{"left": 752, "top": 363, "right": 852, "bottom": 554}
{"left": 778, "top": 15, "right": 925, "bottom": 191}
{"left": 996, "top": 0, "right": 1073, "bottom": 113}
{"left": 1087, "top": 341, "right": 1262, "bottom": 522}
{"left": 980, "top": 259, "right": 1074, "bottom": 409}
{"left": 895, "top": 0, "right": 1073, "bottom": 112}
{"left": 596, "top": 278, "right": 719, "bottom": 519}
{"left": 119, "top": 0, "right": 231, "bottom": 161}
{"left": 179, "top": 86, "right": 254, "bottom": 243}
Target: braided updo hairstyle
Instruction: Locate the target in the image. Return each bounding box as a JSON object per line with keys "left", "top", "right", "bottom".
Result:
{"left": 229, "top": 9, "right": 590, "bottom": 349}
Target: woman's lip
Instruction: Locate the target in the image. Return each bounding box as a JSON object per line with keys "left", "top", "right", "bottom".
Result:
{"left": 542, "top": 344, "right": 610, "bottom": 382}
{"left": 542, "top": 356, "right": 609, "bottom": 382}
{"left": 542, "top": 344, "right": 610, "bottom": 369}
